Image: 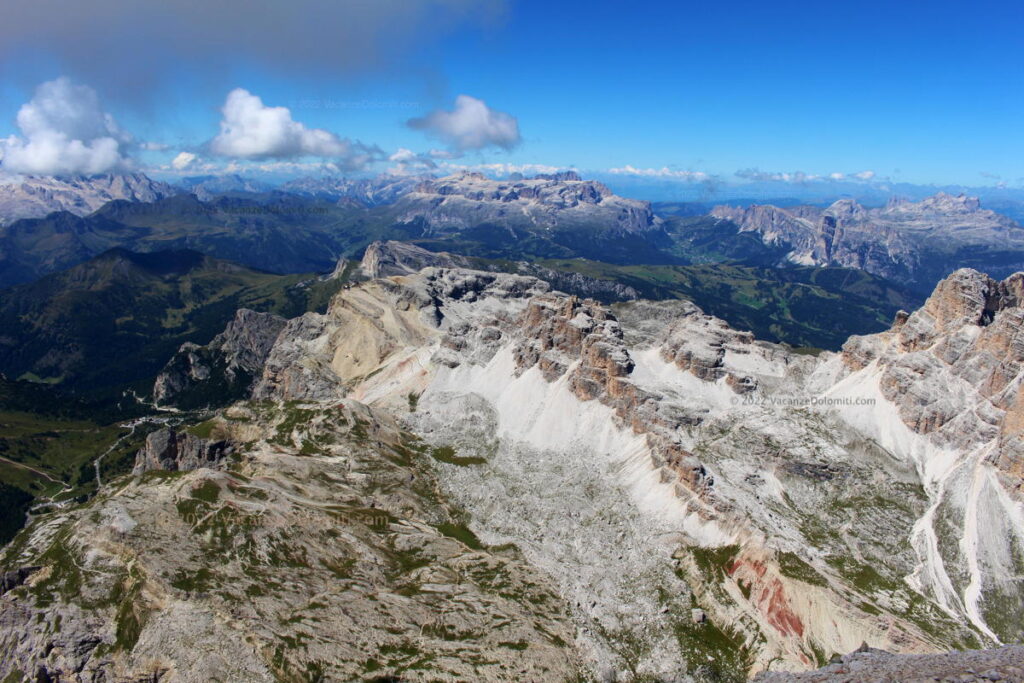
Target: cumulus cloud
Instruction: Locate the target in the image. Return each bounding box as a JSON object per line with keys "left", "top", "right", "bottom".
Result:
{"left": 408, "top": 95, "right": 521, "bottom": 151}
{"left": 386, "top": 147, "right": 463, "bottom": 175}
{"left": 171, "top": 151, "right": 197, "bottom": 171}
{"left": 209, "top": 88, "right": 383, "bottom": 170}
{"left": 0, "top": 0, "right": 506, "bottom": 96}
{"left": 852, "top": 170, "right": 875, "bottom": 181}
{"left": 0, "top": 77, "right": 132, "bottom": 175}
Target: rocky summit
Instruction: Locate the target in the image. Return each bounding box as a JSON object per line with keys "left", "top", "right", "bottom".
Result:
{"left": 1, "top": 264, "right": 1023, "bottom": 681}
{"left": 392, "top": 171, "right": 663, "bottom": 236}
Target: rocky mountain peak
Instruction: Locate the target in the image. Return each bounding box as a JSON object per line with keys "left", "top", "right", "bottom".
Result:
{"left": 280, "top": 173, "right": 422, "bottom": 205}
{"left": 890, "top": 269, "right": 1024, "bottom": 345}
{"left": 711, "top": 193, "right": 1024, "bottom": 287}
{"left": 917, "top": 191, "right": 983, "bottom": 214}
{"left": 823, "top": 198, "right": 867, "bottom": 221}
{"left": 0, "top": 172, "right": 177, "bottom": 225}
{"left": 360, "top": 240, "right": 473, "bottom": 279}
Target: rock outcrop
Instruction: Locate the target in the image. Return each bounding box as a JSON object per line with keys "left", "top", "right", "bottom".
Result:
{"left": 359, "top": 240, "right": 641, "bottom": 303}
{"left": 842, "top": 269, "right": 1024, "bottom": 487}
{"left": 132, "top": 428, "right": 234, "bottom": 473}
{"left": 360, "top": 240, "right": 474, "bottom": 278}
{"left": 153, "top": 308, "right": 287, "bottom": 409}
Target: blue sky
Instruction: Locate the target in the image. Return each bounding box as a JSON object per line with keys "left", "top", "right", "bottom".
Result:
{"left": 0, "top": 0, "right": 1020, "bottom": 188}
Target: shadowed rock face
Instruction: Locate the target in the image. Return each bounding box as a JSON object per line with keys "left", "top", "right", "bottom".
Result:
{"left": 153, "top": 308, "right": 287, "bottom": 409}
{"left": 710, "top": 194, "right": 1024, "bottom": 288}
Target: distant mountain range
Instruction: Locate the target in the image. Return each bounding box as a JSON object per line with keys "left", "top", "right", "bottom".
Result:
{"left": 280, "top": 173, "right": 422, "bottom": 205}
{"left": 1, "top": 170, "right": 1022, "bottom": 300}
{"left": 0, "top": 173, "right": 177, "bottom": 225}
{"left": 710, "top": 194, "right": 1024, "bottom": 292}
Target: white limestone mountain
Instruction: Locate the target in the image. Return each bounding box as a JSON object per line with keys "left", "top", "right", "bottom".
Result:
{"left": 710, "top": 194, "right": 1024, "bottom": 291}
{"left": 0, "top": 173, "right": 177, "bottom": 225}
{"left": 5, "top": 262, "right": 1022, "bottom": 680}
{"left": 391, "top": 171, "right": 663, "bottom": 236}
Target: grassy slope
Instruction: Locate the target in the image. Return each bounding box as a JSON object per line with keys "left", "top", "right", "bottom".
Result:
{"left": 0, "top": 378, "right": 156, "bottom": 545}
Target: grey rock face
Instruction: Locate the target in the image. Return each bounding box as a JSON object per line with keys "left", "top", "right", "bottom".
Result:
{"left": 710, "top": 193, "right": 1024, "bottom": 287}
{"left": 132, "top": 428, "right": 233, "bottom": 474}
{"left": 509, "top": 262, "right": 641, "bottom": 302}
{"left": 0, "top": 172, "right": 177, "bottom": 225}
{"left": 153, "top": 308, "right": 287, "bottom": 408}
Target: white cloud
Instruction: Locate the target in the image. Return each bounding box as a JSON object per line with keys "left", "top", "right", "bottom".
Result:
{"left": 736, "top": 168, "right": 878, "bottom": 184}
{"left": 437, "top": 161, "right": 561, "bottom": 176}
{"left": 389, "top": 148, "right": 421, "bottom": 164}
{"left": 0, "top": 77, "right": 132, "bottom": 175}
{"left": 408, "top": 95, "right": 520, "bottom": 151}
{"left": 386, "top": 147, "right": 469, "bottom": 175}
{"left": 609, "top": 165, "right": 709, "bottom": 181}
{"left": 209, "top": 88, "right": 382, "bottom": 170}
{"left": 171, "top": 151, "right": 197, "bottom": 171}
